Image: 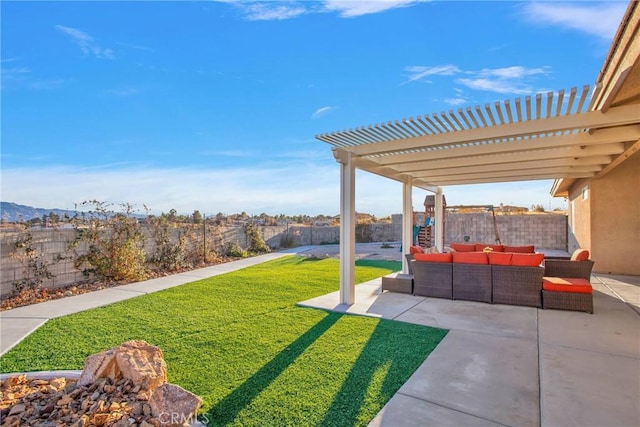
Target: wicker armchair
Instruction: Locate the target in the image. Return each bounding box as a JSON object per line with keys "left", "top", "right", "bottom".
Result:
{"left": 411, "top": 260, "right": 453, "bottom": 299}
{"left": 492, "top": 265, "right": 544, "bottom": 307}
{"left": 452, "top": 263, "right": 492, "bottom": 303}
{"left": 543, "top": 259, "right": 594, "bottom": 280}
{"left": 542, "top": 259, "right": 595, "bottom": 313}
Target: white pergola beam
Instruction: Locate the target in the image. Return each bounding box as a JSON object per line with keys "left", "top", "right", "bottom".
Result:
{"left": 401, "top": 155, "right": 613, "bottom": 173}
{"left": 409, "top": 157, "right": 607, "bottom": 176}
{"left": 419, "top": 165, "right": 602, "bottom": 181}
{"left": 431, "top": 172, "right": 595, "bottom": 186}
{"left": 368, "top": 125, "right": 640, "bottom": 166}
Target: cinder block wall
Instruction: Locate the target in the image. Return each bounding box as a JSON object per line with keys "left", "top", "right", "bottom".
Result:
{"left": 445, "top": 213, "right": 567, "bottom": 249}
{"left": 0, "top": 214, "right": 565, "bottom": 295}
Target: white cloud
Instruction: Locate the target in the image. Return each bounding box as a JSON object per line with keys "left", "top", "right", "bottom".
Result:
{"left": 213, "top": 0, "right": 428, "bottom": 20}
{"left": 522, "top": 2, "right": 628, "bottom": 40}
{"left": 456, "top": 78, "right": 533, "bottom": 95}
{"left": 323, "top": 0, "right": 427, "bottom": 18}
{"left": 405, "top": 64, "right": 551, "bottom": 96}
{"left": 478, "top": 66, "right": 550, "bottom": 80}
{"left": 55, "top": 25, "right": 115, "bottom": 59}
{"left": 311, "top": 106, "right": 335, "bottom": 119}
{"left": 443, "top": 97, "right": 467, "bottom": 106}
{"left": 235, "top": 2, "right": 307, "bottom": 21}
{"left": 403, "top": 65, "right": 461, "bottom": 85}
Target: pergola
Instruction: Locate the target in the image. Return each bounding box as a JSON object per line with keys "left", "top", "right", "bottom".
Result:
{"left": 315, "top": 82, "right": 640, "bottom": 305}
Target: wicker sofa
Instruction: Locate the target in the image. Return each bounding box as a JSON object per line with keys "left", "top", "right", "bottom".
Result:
{"left": 408, "top": 245, "right": 545, "bottom": 307}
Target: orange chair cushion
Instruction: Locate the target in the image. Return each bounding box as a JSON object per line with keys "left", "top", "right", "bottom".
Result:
{"left": 488, "top": 252, "right": 513, "bottom": 265}
{"left": 511, "top": 253, "right": 544, "bottom": 267}
{"left": 414, "top": 253, "right": 452, "bottom": 263}
{"left": 452, "top": 252, "right": 488, "bottom": 264}
{"left": 570, "top": 249, "right": 590, "bottom": 261}
{"left": 450, "top": 243, "right": 476, "bottom": 252}
{"left": 409, "top": 245, "right": 424, "bottom": 254}
{"left": 475, "top": 244, "right": 505, "bottom": 252}
{"left": 543, "top": 277, "right": 593, "bottom": 294}
{"left": 504, "top": 245, "right": 535, "bottom": 253}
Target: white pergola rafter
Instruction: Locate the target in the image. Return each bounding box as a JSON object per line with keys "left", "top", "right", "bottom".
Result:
{"left": 317, "top": 86, "right": 640, "bottom": 188}
{"left": 316, "top": 84, "right": 640, "bottom": 305}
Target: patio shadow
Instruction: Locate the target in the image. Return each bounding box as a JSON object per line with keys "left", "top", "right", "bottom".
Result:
{"left": 318, "top": 320, "right": 444, "bottom": 426}
{"left": 205, "top": 312, "right": 342, "bottom": 425}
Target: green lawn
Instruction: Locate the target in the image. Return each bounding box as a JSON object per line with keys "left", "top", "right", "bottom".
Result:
{"left": 0, "top": 256, "right": 448, "bottom": 427}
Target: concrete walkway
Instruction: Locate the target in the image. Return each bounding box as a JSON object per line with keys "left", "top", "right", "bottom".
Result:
{"left": 299, "top": 273, "right": 640, "bottom": 427}
{"left": 2, "top": 246, "right": 638, "bottom": 426}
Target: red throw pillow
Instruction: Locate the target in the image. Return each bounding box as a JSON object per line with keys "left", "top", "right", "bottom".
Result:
{"left": 409, "top": 245, "right": 424, "bottom": 254}
{"left": 570, "top": 249, "right": 590, "bottom": 261}
{"left": 488, "top": 252, "right": 512, "bottom": 265}
{"left": 452, "top": 252, "right": 488, "bottom": 264}
{"left": 450, "top": 243, "right": 476, "bottom": 252}
{"left": 511, "top": 253, "right": 544, "bottom": 267}
{"left": 504, "top": 245, "right": 535, "bottom": 253}
{"left": 414, "top": 253, "right": 452, "bottom": 263}
{"left": 475, "top": 244, "right": 505, "bottom": 252}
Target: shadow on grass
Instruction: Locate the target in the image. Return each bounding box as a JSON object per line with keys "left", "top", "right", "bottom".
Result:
{"left": 206, "top": 312, "right": 342, "bottom": 425}
{"left": 317, "top": 320, "right": 443, "bottom": 427}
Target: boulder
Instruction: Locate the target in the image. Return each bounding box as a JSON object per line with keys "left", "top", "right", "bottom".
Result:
{"left": 150, "top": 383, "right": 202, "bottom": 427}
{"left": 78, "top": 340, "right": 167, "bottom": 391}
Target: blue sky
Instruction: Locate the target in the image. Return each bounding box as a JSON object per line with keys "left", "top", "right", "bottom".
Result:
{"left": 1, "top": 1, "right": 629, "bottom": 216}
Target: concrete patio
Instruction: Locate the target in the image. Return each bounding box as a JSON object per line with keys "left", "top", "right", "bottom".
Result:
{"left": 299, "top": 273, "right": 640, "bottom": 427}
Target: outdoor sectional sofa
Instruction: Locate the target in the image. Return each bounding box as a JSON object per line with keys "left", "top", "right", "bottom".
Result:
{"left": 411, "top": 246, "right": 545, "bottom": 307}
{"left": 402, "top": 244, "right": 595, "bottom": 312}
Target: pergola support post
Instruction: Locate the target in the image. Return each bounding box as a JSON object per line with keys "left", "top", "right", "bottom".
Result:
{"left": 334, "top": 149, "right": 356, "bottom": 305}
{"left": 434, "top": 187, "right": 444, "bottom": 251}
{"left": 402, "top": 178, "right": 414, "bottom": 273}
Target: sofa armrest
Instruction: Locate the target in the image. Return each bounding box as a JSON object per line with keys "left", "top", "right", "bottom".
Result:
{"left": 543, "top": 259, "right": 594, "bottom": 280}
{"left": 405, "top": 254, "right": 415, "bottom": 274}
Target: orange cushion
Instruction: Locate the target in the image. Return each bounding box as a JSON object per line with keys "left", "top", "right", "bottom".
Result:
{"left": 475, "top": 244, "right": 504, "bottom": 252}
{"left": 543, "top": 277, "right": 593, "bottom": 294}
{"left": 511, "top": 253, "right": 544, "bottom": 267}
{"left": 409, "top": 245, "right": 424, "bottom": 254}
{"left": 570, "top": 249, "right": 590, "bottom": 261}
{"left": 449, "top": 243, "right": 476, "bottom": 252}
{"left": 504, "top": 245, "right": 535, "bottom": 253}
{"left": 452, "top": 252, "right": 488, "bottom": 264}
{"left": 488, "top": 252, "right": 513, "bottom": 265}
{"left": 414, "top": 253, "right": 452, "bottom": 263}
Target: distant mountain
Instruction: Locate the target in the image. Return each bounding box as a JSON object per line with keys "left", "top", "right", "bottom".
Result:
{"left": 0, "top": 202, "right": 78, "bottom": 223}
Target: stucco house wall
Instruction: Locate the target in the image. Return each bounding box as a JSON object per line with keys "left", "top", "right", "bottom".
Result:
{"left": 589, "top": 153, "right": 640, "bottom": 274}
{"left": 567, "top": 178, "right": 592, "bottom": 255}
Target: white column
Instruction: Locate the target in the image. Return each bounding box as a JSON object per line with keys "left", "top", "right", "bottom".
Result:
{"left": 402, "top": 178, "right": 413, "bottom": 273}
{"left": 334, "top": 149, "right": 356, "bottom": 305}
{"left": 434, "top": 187, "right": 444, "bottom": 251}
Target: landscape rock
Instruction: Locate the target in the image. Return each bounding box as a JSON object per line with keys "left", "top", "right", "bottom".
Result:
{"left": 78, "top": 340, "right": 167, "bottom": 392}
{"left": 149, "top": 383, "right": 202, "bottom": 427}
{"left": 1, "top": 340, "right": 200, "bottom": 427}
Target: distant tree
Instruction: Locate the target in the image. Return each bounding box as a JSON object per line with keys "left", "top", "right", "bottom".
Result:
{"left": 531, "top": 204, "right": 545, "bottom": 212}
{"left": 48, "top": 212, "right": 60, "bottom": 223}
{"left": 192, "top": 210, "right": 202, "bottom": 224}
